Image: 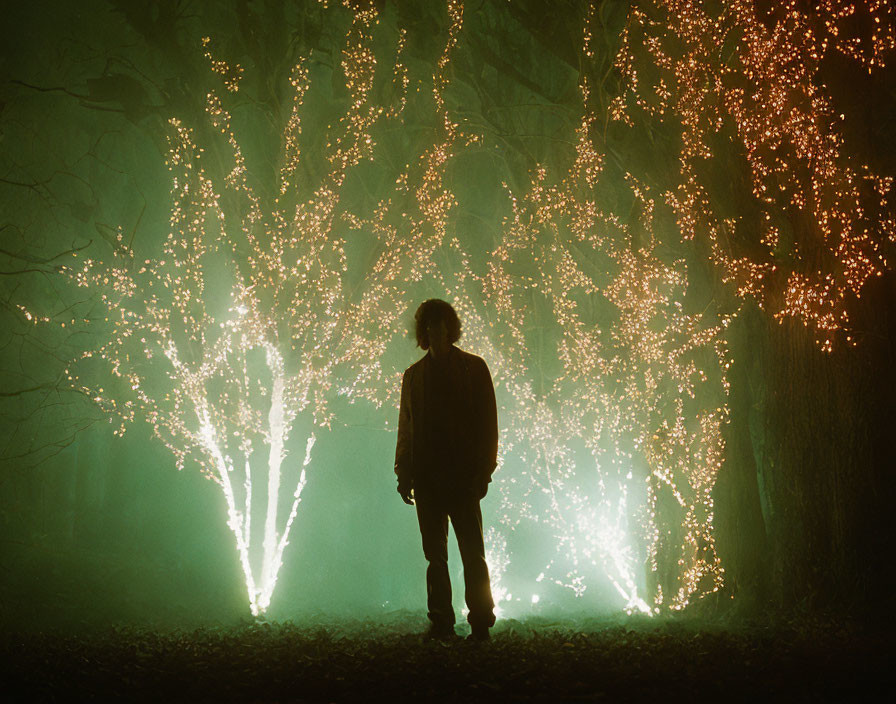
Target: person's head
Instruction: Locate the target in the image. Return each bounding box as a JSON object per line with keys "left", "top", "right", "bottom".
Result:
{"left": 414, "top": 299, "right": 461, "bottom": 350}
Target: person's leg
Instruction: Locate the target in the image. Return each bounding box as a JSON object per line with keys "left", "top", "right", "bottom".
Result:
{"left": 415, "top": 492, "right": 455, "bottom": 631}
{"left": 448, "top": 496, "right": 495, "bottom": 633}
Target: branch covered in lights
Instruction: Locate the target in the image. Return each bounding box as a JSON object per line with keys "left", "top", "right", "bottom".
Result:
{"left": 57, "top": 3, "right": 399, "bottom": 616}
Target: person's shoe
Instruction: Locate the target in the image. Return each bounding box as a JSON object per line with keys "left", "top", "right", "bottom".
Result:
{"left": 467, "top": 625, "right": 490, "bottom": 642}
{"left": 425, "top": 624, "right": 457, "bottom": 641}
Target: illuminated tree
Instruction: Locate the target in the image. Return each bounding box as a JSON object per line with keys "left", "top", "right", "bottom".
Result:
{"left": 464, "top": 108, "right": 731, "bottom": 612}
{"left": 57, "top": 7, "right": 401, "bottom": 616}
{"left": 605, "top": 0, "right": 895, "bottom": 350}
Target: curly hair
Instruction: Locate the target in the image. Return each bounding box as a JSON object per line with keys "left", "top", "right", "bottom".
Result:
{"left": 414, "top": 299, "right": 462, "bottom": 349}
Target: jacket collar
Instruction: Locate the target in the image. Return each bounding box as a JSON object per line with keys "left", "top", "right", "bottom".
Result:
{"left": 425, "top": 344, "right": 460, "bottom": 366}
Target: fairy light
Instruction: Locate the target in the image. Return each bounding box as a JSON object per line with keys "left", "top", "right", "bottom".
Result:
{"left": 485, "top": 527, "right": 511, "bottom": 615}
{"left": 201, "top": 37, "right": 243, "bottom": 92}
{"left": 471, "top": 152, "right": 732, "bottom": 609}
{"left": 58, "top": 3, "right": 394, "bottom": 616}
{"left": 32, "top": 0, "right": 892, "bottom": 616}
{"left": 612, "top": 0, "right": 893, "bottom": 350}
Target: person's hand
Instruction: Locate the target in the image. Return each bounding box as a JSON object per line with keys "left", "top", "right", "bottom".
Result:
{"left": 398, "top": 483, "right": 414, "bottom": 505}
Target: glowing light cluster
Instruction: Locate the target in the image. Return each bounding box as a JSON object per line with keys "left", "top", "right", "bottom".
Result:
{"left": 59, "top": 4, "right": 397, "bottom": 616}
{"left": 818, "top": 0, "right": 896, "bottom": 70}
{"left": 471, "top": 160, "right": 731, "bottom": 610}
{"left": 611, "top": 0, "right": 894, "bottom": 351}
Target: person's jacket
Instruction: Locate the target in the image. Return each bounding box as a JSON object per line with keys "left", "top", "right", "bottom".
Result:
{"left": 394, "top": 345, "right": 498, "bottom": 496}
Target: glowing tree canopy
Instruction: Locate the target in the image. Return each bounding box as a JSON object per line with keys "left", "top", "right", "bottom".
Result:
{"left": 14, "top": 0, "right": 892, "bottom": 616}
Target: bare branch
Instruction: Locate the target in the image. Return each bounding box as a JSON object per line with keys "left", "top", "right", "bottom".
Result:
{"left": 0, "top": 383, "right": 56, "bottom": 397}
{"left": 0, "top": 240, "right": 93, "bottom": 265}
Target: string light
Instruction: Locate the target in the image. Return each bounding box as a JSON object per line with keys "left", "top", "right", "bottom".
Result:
{"left": 612, "top": 0, "right": 893, "bottom": 351}
{"left": 59, "top": 4, "right": 389, "bottom": 616}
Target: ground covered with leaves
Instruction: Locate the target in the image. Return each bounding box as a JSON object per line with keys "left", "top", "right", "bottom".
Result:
{"left": 2, "top": 612, "right": 888, "bottom": 702}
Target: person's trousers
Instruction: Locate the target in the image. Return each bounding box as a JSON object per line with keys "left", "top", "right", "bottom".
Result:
{"left": 415, "top": 490, "right": 496, "bottom": 630}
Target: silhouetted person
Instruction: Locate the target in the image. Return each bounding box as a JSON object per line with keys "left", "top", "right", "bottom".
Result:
{"left": 394, "top": 299, "right": 498, "bottom": 641}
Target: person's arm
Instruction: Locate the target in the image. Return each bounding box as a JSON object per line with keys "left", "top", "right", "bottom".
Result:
{"left": 477, "top": 358, "right": 499, "bottom": 496}
{"left": 394, "top": 368, "right": 415, "bottom": 504}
